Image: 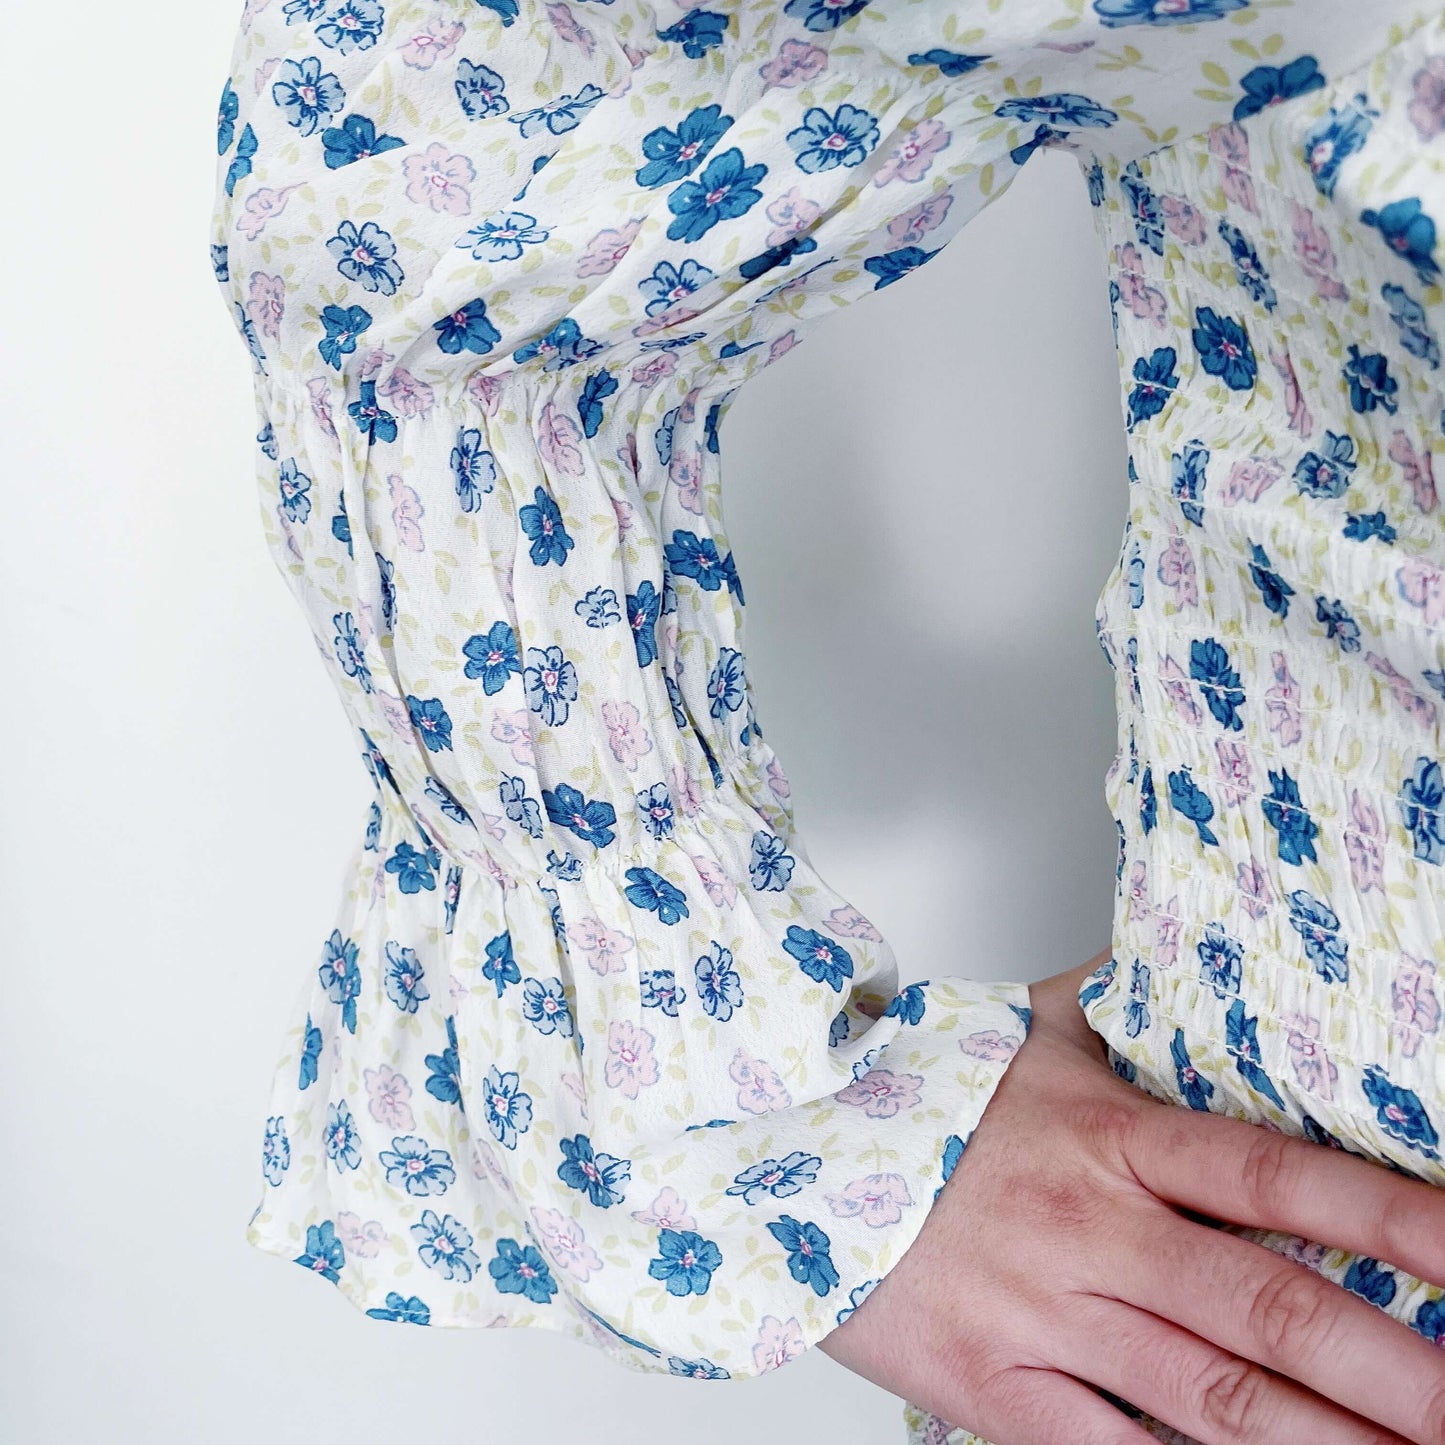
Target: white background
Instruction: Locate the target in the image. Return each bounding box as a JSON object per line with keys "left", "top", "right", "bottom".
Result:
{"left": 0, "top": 5, "right": 1126, "bottom": 1441}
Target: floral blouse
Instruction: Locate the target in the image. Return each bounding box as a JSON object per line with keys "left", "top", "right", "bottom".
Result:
{"left": 212, "top": 0, "right": 1445, "bottom": 1437}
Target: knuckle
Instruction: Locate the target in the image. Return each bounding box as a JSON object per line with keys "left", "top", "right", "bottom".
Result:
{"left": 1243, "top": 1267, "right": 1331, "bottom": 1361}
{"left": 1194, "top": 1356, "right": 1272, "bottom": 1436}
{"left": 1238, "top": 1130, "right": 1300, "bottom": 1215}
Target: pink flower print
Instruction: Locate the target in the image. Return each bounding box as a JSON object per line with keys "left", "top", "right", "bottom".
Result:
{"left": 765, "top": 186, "right": 822, "bottom": 246}
{"left": 1284, "top": 1236, "right": 1330, "bottom": 1271}
{"left": 364, "top": 1062, "right": 416, "bottom": 1130}
{"left": 730, "top": 1049, "right": 792, "bottom": 1114}
{"left": 1264, "top": 650, "right": 1302, "bottom": 747}
{"left": 630, "top": 1186, "right": 696, "bottom": 1231}
{"left": 888, "top": 193, "right": 954, "bottom": 246}
{"left": 1280, "top": 1011, "right": 1337, "bottom": 1102}
{"left": 1127, "top": 860, "right": 1150, "bottom": 922}
{"left": 753, "top": 1315, "right": 805, "bottom": 1374}
{"left": 1391, "top": 954, "right": 1442, "bottom": 1059}
{"left": 378, "top": 366, "right": 434, "bottom": 418}
{"left": 236, "top": 184, "right": 302, "bottom": 240}
{"left": 873, "top": 117, "right": 950, "bottom": 187}
{"left": 769, "top": 330, "right": 800, "bottom": 364}
{"left": 253, "top": 57, "right": 280, "bottom": 95}
{"left": 767, "top": 755, "right": 792, "bottom": 802}
{"left": 1343, "top": 787, "right": 1385, "bottom": 894}
{"left": 1159, "top": 653, "right": 1203, "bottom": 726}
{"left": 1155, "top": 896, "right": 1181, "bottom": 966}
{"left": 246, "top": 272, "right": 285, "bottom": 341}
{"left": 576, "top": 218, "right": 643, "bottom": 277}
{"left": 759, "top": 37, "right": 827, "bottom": 88}
{"left": 670, "top": 443, "right": 705, "bottom": 513}
{"left": 1290, "top": 202, "right": 1346, "bottom": 300}
{"left": 490, "top": 707, "right": 535, "bottom": 764}
{"left": 1219, "top": 455, "right": 1283, "bottom": 506}
{"left": 612, "top": 491, "right": 637, "bottom": 537}
{"left": 357, "top": 345, "right": 393, "bottom": 380}
{"left": 1366, "top": 652, "right": 1437, "bottom": 729}
{"left": 1388, "top": 430, "right": 1438, "bottom": 514}
{"left": 691, "top": 852, "right": 739, "bottom": 909}
{"left": 823, "top": 905, "right": 882, "bottom": 941}
{"left": 601, "top": 698, "right": 652, "bottom": 770}
{"left": 664, "top": 765, "right": 701, "bottom": 819}
{"left": 837, "top": 1066, "right": 923, "bottom": 1118}
{"left": 539, "top": 401, "right": 585, "bottom": 477}
{"left": 630, "top": 350, "right": 678, "bottom": 387}
{"left": 1409, "top": 56, "right": 1445, "bottom": 140}
{"left": 1156, "top": 532, "right": 1199, "bottom": 606}
{"left": 1268, "top": 348, "right": 1314, "bottom": 438}
{"left": 604, "top": 1020, "right": 659, "bottom": 1099}
{"left": 1161, "top": 193, "right": 1207, "bottom": 245}
{"left": 826, "top": 1172, "right": 913, "bottom": 1227}
{"left": 547, "top": 2, "right": 596, "bottom": 53}
{"left": 334, "top": 1212, "right": 389, "bottom": 1259}
{"left": 1398, "top": 557, "right": 1445, "bottom": 625}
{"left": 1115, "top": 243, "right": 1167, "bottom": 327}
{"left": 403, "top": 142, "right": 476, "bottom": 215}
{"left": 465, "top": 371, "right": 505, "bottom": 415}
{"left": 1208, "top": 123, "right": 1257, "bottom": 213}
{"left": 400, "top": 16, "right": 464, "bottom": 69}
{"left": 572, "top": 916, "right": 636, "bottom": 976}
{"left": 1236, "top": 859, "right": 1272, "bottom": 920}
{"left": 1215, "top": 739, "right": 1253, "bottom": 809}
{"left": 959, "top": 1030, "right": 1021, "bottom": 1062}
{"left": 531, "top": 1207, "right": 602, "bottom": 1280}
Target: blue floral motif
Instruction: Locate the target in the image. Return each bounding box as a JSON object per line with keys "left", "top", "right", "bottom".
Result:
{"left": 658, "top": 7, "right": 730, "bottom": 57}
{"left": 456, "top": 59, "right": 509, "bottom": 120}
{"left": 543, "top": 783, "right": 617, "bottom": 848}
{"left": 1192, "top": 305, "right": 1256, "bottom": 390}
{"left": 1294, "top": 430, "right": 1357, "bottom": 498}
{"left": 1233, "top": 56, "right": 1324, "bottom": 119}
{"left": 347, "top": 379, "right": 398, "bottom": 443}
{"left": 319, "top": 928, "right": 362, "bottom": 1033}
{"left": 708, "top": 647, "right": 746, "bottom": 720}
{"left": 295, "top": 1220, "right": 346, "bottom": 1283}
{"left": 298, "top": 1015, "right": 323, "bottom": 1089}
{"left": 648, "top": 1229, "right": 723, "bottom": 1296}
{"left": 667, "top": 148, "right": 768, "bottom": 243}
{"left": 1196, "top": 923, "right": 1242, "bottom": 1000}
{"left": 640, "top": 257, "right": 716, "bottom": 316}
{"left": 1343, "top": 511, "right": 1396, "bottom": 544}
{"left": 637, "top": 105, "right": 732, "bottom": 188}
{"left": 519, "top": 486, "right": 575, "bottom": 565}
{"left": 462, "top": 621, "right": 521, "bottom": 694}
{"left": 379, "top": 1135, "right": 456, "bottom": 1197}
{"left": 412, "top": 1210, "right": 481, "bottom": 1282}
{"left": 324, "top": 1098, "right": 363, "bottom": 1171}
{"left": 1168, "top": 767, "right": 1218, "bottom": 847}
{"left": 1171, "top": 1030, "right": 1216, "bottom": 1111}
{"left": 322, "top": 112, "right": 405, "bottom": 168}
{"left": 326, "top": 219, "right": 404, "bottom": 295}
{"left": 271, "top": 56, "right": 346, "bottom": 136}
{"left": 1303, "top": 95, "right": 1376, "bottom": 197}
{"left": 1125, "top": 958, "right": 1151, "bottom": 1037}
{"left": 424, "top": 1018, "right": 461, "bottom": 1105}
{"left": 383, "top": 940, "right": 430, "bottom": 1013}
{"left": 624, "top": 866, "right": 690, "bottom": 924}
{"left": 1126, "top": 347, "right": 1178, "bottom": 429}
{"left": 908, "top": 49, "right": 991, "bottom": 77}
{"left": 784, "top": 0, "right": 869, "bottom": 31}
{"left": 457, "top": 210, "right": 549, "bottom": 261}
{"left": 1399, "top": 756, "right": 1445, "bottom": 864}
{"left": 511, "top": 84, "right": 606, "bottom": 139}
{"left": 365, "top": 1293, "right": 431, "bottom": 1326}
{"left": 749, "top": 831, "right": 796, "bottom": 891}
{"left": 482, "top": 1063, "right": 533, "bottom": 1149}
{"left": 1121, "top": 163, "right": 1164, "bottom": 255}
{"left": 766, "top": 1216, "right": 839, "bottom": 1297}
{"left": 262, "top": 1115, "right": 290, "bottom": 1185}
{"left": 1360, "top": 197, "right": 1439, "bottom": 284}
{"left": 523, "top": 644, "right": 579, "bottom": 727}
{"left": 1380, "top": 282, "right": 1440, "bottom": 366}
{"left": 318, "top": 302, "right": 371, "bottom": 369}
{"left": 435, "top": 299, "right": 502, "bottom": 356}
{"left": 783, "top": 925, "right": 854, "bottom": 992}
{"left": 668, "top": 1357, "right": 730, "bottom": 1379}
{"left": 1344, "top": 1257, "right": 1399, "bottom": 1309}
{"left": 727, "top": 1151, "right": 821, "bottom": 1205}
{"left": 1342, "top": 344, "right": 1399, "bottom": 414}
{"left": 406, "top": 693, "right": 453, "bottom": 752}
{"left": 1262, "top": 769, "right": 1320, "bottom": 865}
{"left": 1287, "top": 889, "right": 1349, "bottom": 983}
{"left": 1224, "top": 998, "right": 1285, "bottom": 1110}
{"left": 695, "top": 941, "right": 744, "bottom": 1022}
{"left": 1189, "top": 637, "right": 1244, "bottom": 730}
{"left": 557, "top": 1134, "right": 632, "bottom": 1208}
{"left": 626, "top": 580, "right": 661, "bottom": 666}
{"left": 788, "top": 103, "right": 880, "bottom": 172}
{"left": 225, "top": 123, "right": 257, "bottom": 196}
{"left": 386, "top": 839, "right": 440, "bottom": 893}
{"left": 1361, "top": 1064, "right": 1441, "bottom": 1162}
{"left": 316, "top": 0, "right": 385, "bottom": 54}
{"left": 1218, "top": 220, "right": 1276, "bottom": 310}
{"left": 864, "top": 244, "right": 941, "bottom": 290}
{"left": 1094, "top": 0, "right": 1246, "bottom": 24}
{"left": 884, "top": 983, "right": 927, "bottom": 1026}
{"left": 1315, "top": 595, "right": 1361, "bottom": 653}
{"left": 218, "top": 79, "right": 239, "bottom": 154}
{"left": 1248, "top": 544, "right": 1294, "bottom": 616}
{"left": 482, "top": 932, "right": 521, "bottom": 997}
{"left": 277, "top": 459, "right": 312, "bottom": 523}
{"left": 1140, "top": 765, "right": 1157, "bottom": 834}
{"left": 641, "top": 968, "right": 685, "bottom": 1016}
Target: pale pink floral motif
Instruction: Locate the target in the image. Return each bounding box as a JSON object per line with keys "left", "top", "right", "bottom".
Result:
{"left": 1115, "top": 242, "right": 1167, "bottom": 327}
{"left": 958, "top": 1030, "right": 1021, "bottom": 1062}
{"left": 403, "top": 142, "right": 476, "bottom": 214}
{"left": 691, "top": 852, "right": 739, "bottom": 909}
{"left": 765, "top": 187, "right": 822, "bottom": 247}
{"left": 466, "top": 371, "right": 505, "bottom": 415}
{"left": 547, "top": 2, "right": 596, "bottom": 52}
{"left": 400, "top": 16, "right": 464, "bottom": 68}
{"left": 377, "top": 689, "right": 414, "bottom": 739}
{"left": 630, "top": 350, "right": 678, "bottom": 387}
{"left": 1366, "top": 652, "right": 1437, "bottom": 728}
{"left": 824, "top": 905, "right": 883, "bottom": 941}
{"left": 1236, "top": 859, "right": 1272, "bottom": 920}
{"left": 753, "top": 1315, "right": 806, "bottom": 1373}
{"left": 1155, "top": 897, "right": 1181, "bottom": 966}
{"left": 490, "top": 707, "right": 535, "bottom": 764}
{"left": 611, "top": 492, "right": 637, "bottom": 537}
{"left": 576, "top": 218, "right": 643, "bottom": 277}
{"left": 364, "top": 1062, "right": 416, "bottom": 1130}
{"left": 1127, "top": 860, "right": 1150, "bottom": 923}
{"left": 667, "top": 764, "right": 703, "bottom": 819}
{"left": 837, "top": 1067, "right": 923, "bottom": 1118}
{"left": 237, "top": 184, "right": 303, "bottom": 240}
{"left": 572, "top": 916, "right": 636, "bottom": 975}
{"left": 358, "top": 345, "right": 394, "bottom": 380}
{"left": 334, "top": 1212, "right": 388, "bottom": 1259}
{"left": 1156, "top": 532, "right": 1199, "bottom": 605}
{"left": 378, "top": 366, "right": 435, "bottom": 417}
{"left": 531, "top": 1207, "right": 603, "bottom": 1280}
{"left": 630, "top": 1186, "right": 696, "bottom": 1231}
{"left": 873, "top": 117, "right": 950, "bottom": 186}
{"left": 759, "top": 37, "right": 827, "bottom": 88}
{"left": 561, "top": 1071, "right": 589, "bottom": 1114}
{"left": 1264, "top": 650, "right": 1302, "bottom": 747}
{"left": 1219, "top": 455, "right": 1283, "bottom": 506}
{"left": 1343, "top": 786, "right": 1385, "bottom": 894}
{"left": 1268, "top": 348, "right": 1314, "bottom": 438}
{"left": 1159, "top": 652, "right": 1203, "bottom": 725}
{"left": 246, "top": 272, "right": 285, "bottom": 341}
{"left": 601, "top": 698, "right": 653, "bottom": 770}
{"left": 471, "top": 1137, "right": 516, "bottom": 1193}
{"left": 1161, "top": 193, "right": 1207, "bottom": 245}
{"left": 767, "top": 755, "right": 792, "bottom": 802}
{"left": 1280, "top": 1011, "right": 1338, "bottom": 1102}
{"left": 826, "top": 1172, "right": 913, "bottom": 1227}
{"left": 730, "top": 1049, "right": 792, "bottom": 1114}
{"left": 539, "top": 401, "right": 585, "bottom": 476}
{"left": 1391, "top": 954, "right": 1442, "bottom": 1059}
{"left": 769, "top": 330, "right": 800, "bottom": 364}
{"left": 604, "top": 1020, "right": 658, "bottom": 1098}
{"left": 1284, "top": 1236, "right": 1330, "bottom": 1271}
{"left": 669, "top": 443, "right": 705, "bottom": 513}
{"left": 1408, "top": 56, "right": 1445, "bottom": 139}
{"left": 1289, "top": 202, "right": 1346, "bottom": 300}
{"left": 1214, "top": 739, "right": 1253, "bottom": 808}
{"left": 1397, "top": 557, "right": 1445, "bottom": 625}
{"left": 241, "top": 0, "right": 269, "bottom": 28}
{"left": 1388, "top": 430, "right": 1438, "bottom": 514}
{"left": 253, "top": 57, "right": 280, "bottom": 94}
{"left": 1208, "top": 123, "right": 1257, "bottom": 212}
{"left": 888, "top": 193, "right": 954, "bottom": 246}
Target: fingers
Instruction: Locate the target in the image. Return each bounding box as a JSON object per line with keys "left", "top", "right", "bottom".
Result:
{"left": 1110, "top": 1214, "right": 1445, "bottom": 1445}
{"left": 1125, "top": 1106, "right": 1445, "bottom": 1293}
{"left": 1055, "top": 1292, "right": 1413, "bottom": 1445}
{"left": 961, "top": 1365, "right": 1161, "bottom": 1445}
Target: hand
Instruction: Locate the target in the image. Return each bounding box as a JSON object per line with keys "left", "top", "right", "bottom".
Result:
{"left": 819, "top": 950, "right": 1445, "bottom": 1444}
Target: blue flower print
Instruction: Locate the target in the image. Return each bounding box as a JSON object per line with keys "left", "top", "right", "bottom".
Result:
{"left": 489, "top": 1238, "right": 558, "bottom": 1303}
{"left": 1361, "top": 197, "right": 1439, "bottom": 284}
{"left": 1196, "top": 923, "right": 1242, "bottom": 1000}
{"left": 277, "top": 459, "right": 312, "bottom": 523}
{"left": 498, "top": 774, "right": 543, "bottom": 839}
{"left": 225, "top": 124, "right": 257, "bottom": 196}
{"left": 425, "top": 1018, "right": 461, "bottom": 1105}
{"left": 379, "top": 1135, "right": 457, "bottom": 1197}
{"left": 1262, "top": 769, "right": 1320, "bottom": 866}
{"left": 406, "top": 693, "right": 454, "bottom": 751}
{"left": 1287, "top": 889, "right": 1349, "bottom": 983}
{"left": 783, "top": 925, "right": 854, "bottom": 993}
{"left": 366, "top": 1293, "right": 431, "bottom": 1326}
{"left": 1192, "top": 305, "right": 1256, "bottom": 390}
{"left": 669, "top": 1357, "right": 730, "bottom": 1380}
{"left": 450, "top": 426, "right": 497, "bottom": 510}
{"left": 624, "top": 866, "right": 690, "bottom": 924}
{"left": 523, "top": 645, "right": 578, "bottom": 727}
{"left": 348, "top": 380, "right": 398, "bottom": 443}
{"left": 298, "top": 1015, "right": 323, "bottom": 1089}
{"left": 787, "top": 104, "right": 880, "bottom": 173}
{"left": 1189, "top": 637, "right": 1244, "bottom": 730}
{"left": 665, "top": 530, "right": 725, "bottom": 589}
{"left": 1233, "top": 56, "right": 1324, "bottom": 120}
{"left": 641, "top": 968, "right": 685, "bottom": 1016}
{"left": 577, "top": 585, "right": 622, "bottom": 628}
{"left": 1079, "top": 956, "right": 1117, "bottom": 1010}
{"left": 295, "top": 1220, "right": 345, "bottom": 1283}
{"left": 1399, "top": 756, "right": 1445, "bottom": 864}
{"left": 544, "top": 783, "right": 618, "bottom": 849}
{"left": 1086, "top": 158, "right": 1106, "bottom": 206}
{"left": 908, "top": 48, "right": 991, "bottom": 77}
{"left": 462, "top": 621, "right": 521, "bottom": 694}
{"left": 457, "top": 210, "right": 550, "bottom": 262}
{"left": 325, "top": 1099, "right": 363, "bottom": 1171}
{"left": 1121, "top": 958, "right": 1150, "bottom": 1038}
{"left": 384, "top": 940, "right": 430, "bottom": 1013}
{"left": 327, "top": 219, "right": 404, "bottom": 295}
{"left": 1247, "top": 544, "right": 1294, "bottom": 617}
{"left": 1218, "top": 220, "right": 1276, "bottom": 310}
{"left": 483, "top": 932, "right": 520, "bottom": 997}
{"left": 282, "top": 0, "right": 329, "bottom": 21}
{"left": 558, "top": 1134, "right": 632, "bottom": 1208}
{"left": 218, "top": 80, "right": 239, "bottom": 154}
{"left": 322, "top": 113, "right": 405, "bottom": 168}
{"left": 1121, "top": 164, "right": 1163, "bottom": 255}
{"left": 695, "top": 942, "right": 744, "bottom": 1022}
{"left": 519, "top": 486, "right": 575, "bottom": 565}
{"left": 1344, "top": 1257, "right": 1399, "bottom": 1309}
{"left": 412, "top": 1209, "right": 481, "bottom": 1282}
{"left": 210, "top": 244, "right": 229, "bottom": 283}
{"left": 627, "top": 581, "right": 661, "bottom": 665}
{"left": 578, "top": 369, "right": 618, "bottom": 437}
{"left": 482, "top": 1064, "right": 532, "bottom": 1148}
{"left": 636, "top": 782, "right": 676, "bottom": 840}
{"left": 996, "top": 94, "right": 1118, "bottom": 130}
{"left": 1293, "top": 430, "right": 1356, "bottom": 498}
{"left": 1224, "top": 998, "right": 1285, "bottom": 1111}
{"left": 435, "top": 299, "right": 502, "bottom": 356}
{"left": 1381, "top": 283, "right": 1440, "bottom": 367}
{"left": 743, "top": 830, "right": 797, "bottom": 898}
{"left": 1361, "top": 1065, "right": 1441, "bottom": 1162}
{"left": 666, "top": 147, "right": 768, "bottom": 243}
{"left": 1303, "top": 95, "right": 1376, "bottom": 198}
{"left": 727, "top": 1151, "right": 821, "bottom": 1205}
{"left": 1126, "top": 543, "right": 1144, "bottom": 607}
{"left": 1343, "top": 511, "right": 1396, "bottom": 544}
{"left": 1343, "top": 345, "right": 1399, "bottom": 414}
{"left": 316, "top": 0, "right": 385, "bottom": 54}
{"left": 767, "top": 1216, "right": 839, "bottom": 1296}
{"left": 864, "top": 244, "right": 942, "bottom": 290}
{"left": 262, "top": 1115, "right": 290, "bottom": 1185}
{"left": 386, "top": 839, "right": 439, "bottom": 893}
{"left": 511, "top": 83, "right": 606, "bottom": 139}
{"left": 1315, "top": 595, "right": 1361, "bottom": 653}
{"left": 1126, "top": 347, "right": 1177, "bottom": 429}
{"left": 1416, "top": 1298, "right": 1445, "bottom": 1347}
{"left": 1168, "top": 767, "right": 1218, "bottom": 847}
{"left": 319, "top": 928, "right": 362, "bottom": 1033}
{"left": 333, "top": 611, "right": 371, "bottom": 692}
{"left": 637, "top": 104, "right": 733, "bottom": 188}
{"left": 1171, "top": 1030, "right": 1216, "bottom": 1111}
{"left": 271, "top": 56, "right": 346, "bottom": 136}
{"left": 784, "top": 0, "right": 869, "bottom": 31}
{"left": 640, "top": 258, "right": 716, "bottom": 316}
{"left": 456, "top": 59, "right": 509, "bottom": 121}
{"left": 708, "top": 647, "right": 746, "bottom": 719}
{"left": 658, "top": 7, "right": 729, "bottom": 57}
{"left": 648, "top": 1229, "right": 722, "bottom": 1296}
{"left": 318, "top": 302, "right": 371, "bottom": 369}
{"left": 1094, "top": 0, "right": 1246, "bottom": 25}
